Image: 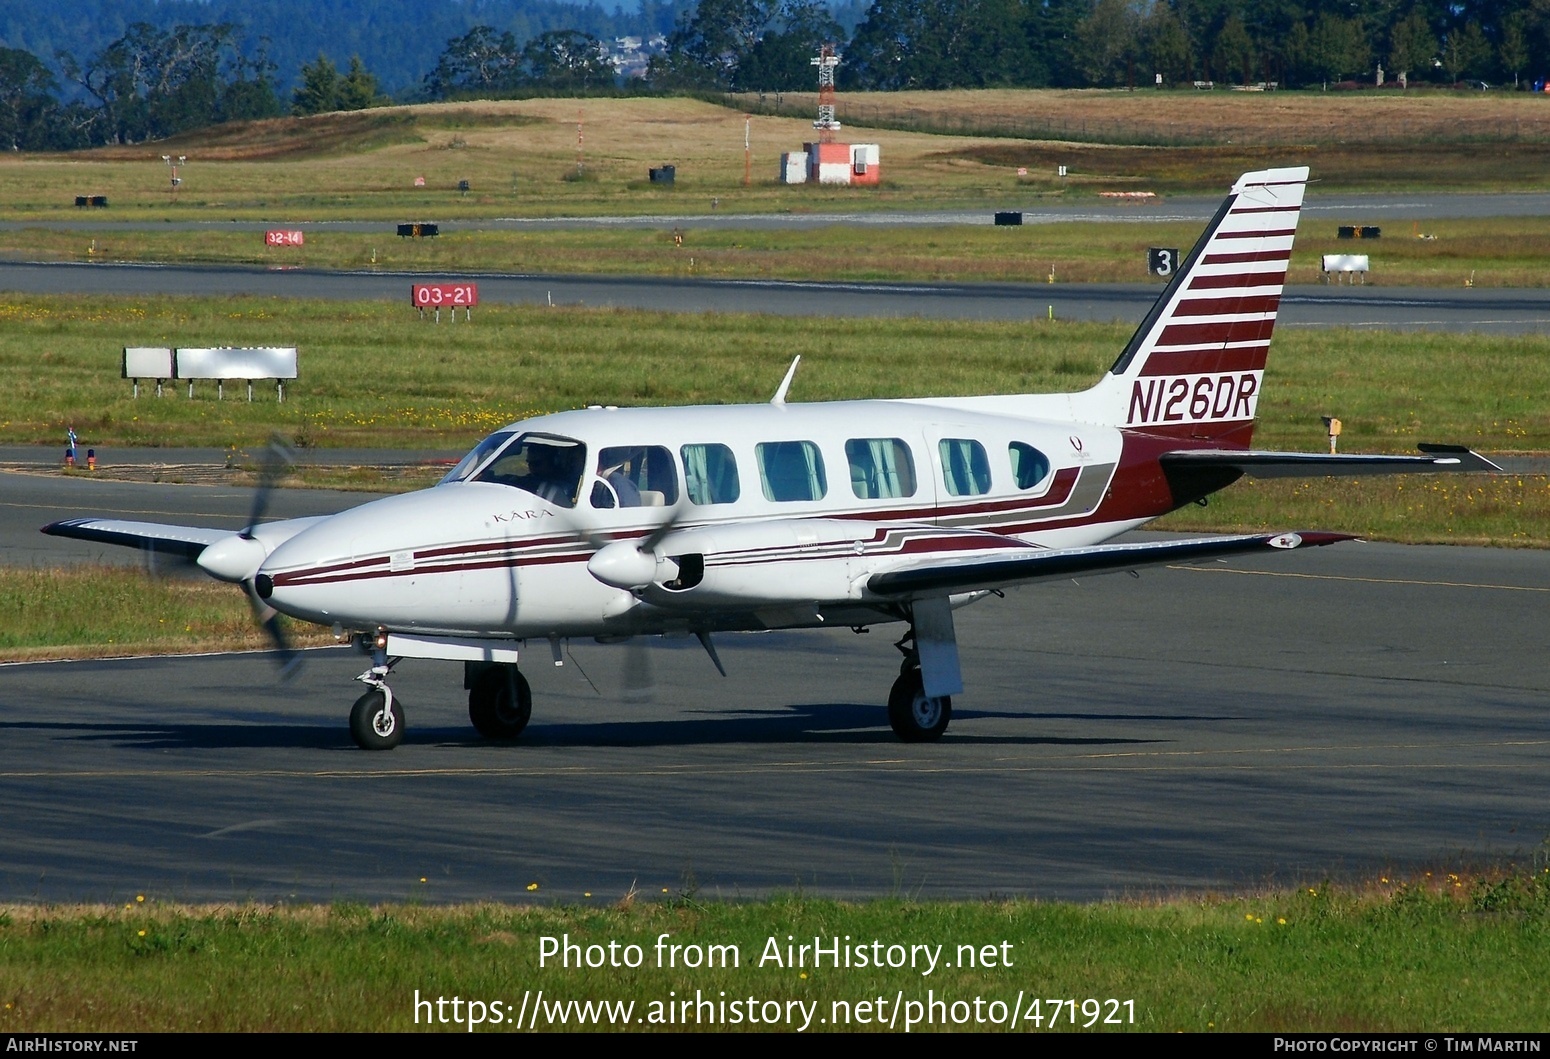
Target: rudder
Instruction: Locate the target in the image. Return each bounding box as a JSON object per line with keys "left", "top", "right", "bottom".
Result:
{"left": 1083, "top": 166, "right": 1308, "bottom": 444}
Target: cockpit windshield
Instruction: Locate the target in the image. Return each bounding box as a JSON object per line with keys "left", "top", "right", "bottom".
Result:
{"left": 439, "top": 430, "right": 518, "bottom": 485}
{"left": 466, "top": 432, "right": 587, "bottom": 508}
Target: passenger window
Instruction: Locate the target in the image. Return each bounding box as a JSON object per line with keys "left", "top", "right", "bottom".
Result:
{"left": 1009, "top": 442, "right": 1052, "bottom": 490}
{"left": 590, "top": 445, "right": 678, "bottom": 508}
{"left": 681, "top": 443, "right": 740, "bottom": 505}
{"left": 938, "top": 439, "right": 991, "bottom": 497}
{"left": 757, "top": 441, "right": 827, "bottom": 502}
{"left": 845, "top": 438, "right": 917, "bottom": 499}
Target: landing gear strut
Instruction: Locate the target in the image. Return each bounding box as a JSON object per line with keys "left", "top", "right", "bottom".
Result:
{"left": 468, "top": 664, "right": 532, "bottom": 740}
{"left": 888, "top": 631, "right": 951, "bottom": 742}
{"left": 350, "top": 642, "right": 404, "bottom": 750}
{"left": 350, "top": 686, "right": 403, "bottom": 750}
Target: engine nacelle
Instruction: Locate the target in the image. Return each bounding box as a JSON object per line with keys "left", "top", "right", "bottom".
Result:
{"left": 635, "top": 519, "right": 1009, "bottom": 609}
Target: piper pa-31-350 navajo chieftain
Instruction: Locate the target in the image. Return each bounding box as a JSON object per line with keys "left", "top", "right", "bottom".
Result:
{"left": 46, "top": 166, "right": 1498, "bottom": 749}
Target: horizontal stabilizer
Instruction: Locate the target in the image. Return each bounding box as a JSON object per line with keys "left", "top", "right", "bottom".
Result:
{"left": 868, "top": 530, "right": 1352, "bottom": 598}
{"left": 41, "top": 518, "right": 230, "bottom": 560}
{"left": 1161, "top": 444, "right": 1501, "bottom": 479}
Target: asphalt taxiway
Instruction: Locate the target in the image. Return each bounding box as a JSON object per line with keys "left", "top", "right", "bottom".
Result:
{"left": 3, "top": 472, "right": 1547, "bottom": 902}
{"left": 4, "top": 260, "right": 1549, "bottom": 333}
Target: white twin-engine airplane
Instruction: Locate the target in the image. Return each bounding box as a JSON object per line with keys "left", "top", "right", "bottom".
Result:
{"left": 46, "top": 166, "right": 1498, "bottom": 749}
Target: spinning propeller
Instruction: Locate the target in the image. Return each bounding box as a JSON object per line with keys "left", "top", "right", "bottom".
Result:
{"left": 194, "top": 437, "right": 302, "bottom": 677}
{"left": 555, "top": 500, "right": 719, "bottom": 701}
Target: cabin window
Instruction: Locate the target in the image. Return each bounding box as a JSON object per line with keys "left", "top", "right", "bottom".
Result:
{"left": 1008, "top": 442, "right": 1052, "bottom": 490}
{"left": 440, "top": 429, "right": 517, "bottom": 484}
{"left": 472, "top": 433, "right": 586, "bottom": 508}
{"left": 845, "top": 438, "right": 917, "bottom": 499}
{"left": 938, "top": 438, "right": 991, "bottom": 497}
{"left": 590, "top": 446, "right": 679, "bottom": 508}
{"left": 757, "top": 441, "right": 827, "bottom": 502}
{"left": 681, "top": 443, "right": 740, "bottom": 505}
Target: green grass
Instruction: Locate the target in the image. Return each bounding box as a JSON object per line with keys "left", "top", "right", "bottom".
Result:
{"left": 4, "top": 293, "right": 1547, "bottom": 453}
{"left": 0, "top": 565, "right": 330, "bottom": 660}
{"left": 4, "top": 874, "right": 1549, "bottom": 1031}
{"left": 15, "top": 215, "right": 1550, "bottom": 288}
{"left": 1155, "top": 475, "right": 1550, "bottom": 545}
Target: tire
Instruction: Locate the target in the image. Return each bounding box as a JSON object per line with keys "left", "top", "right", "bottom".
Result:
{"left": 350, "top": 688, "right": 404, "bottom": 750}
{"left": 887, "top": 670, "right": 951, "bottom": 743}
{"left": 469, "top": 666, "right": 532, "bottom": 740}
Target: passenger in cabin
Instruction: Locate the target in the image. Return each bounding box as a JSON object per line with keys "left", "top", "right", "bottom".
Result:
{"left": 591, "top": 446, "right": 677, "bottom": 508}
{"left": 593, "top": 450, "right": 644, "bottom": 508}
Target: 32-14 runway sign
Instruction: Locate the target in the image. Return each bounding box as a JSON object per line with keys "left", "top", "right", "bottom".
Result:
{"left": 412, "top": 283, "right": 479, "bottom": 307}
{"left": 265, "top": 230, "right": 305, "bottom": 246}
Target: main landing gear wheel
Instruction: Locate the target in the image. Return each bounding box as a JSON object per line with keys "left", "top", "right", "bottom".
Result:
{"left": 469, "top": 666, "right": 532, "bottom": 740}
{"left": 887, "top": 669, "right": 951, "bottom": 743}
{"left": 350, "top": 687, "right": 404, "bottom": 750}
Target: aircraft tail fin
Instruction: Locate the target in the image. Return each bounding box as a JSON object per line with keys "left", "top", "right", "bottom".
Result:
{"left": 1079, "top": 165, "right": 1308, "bottom": 446}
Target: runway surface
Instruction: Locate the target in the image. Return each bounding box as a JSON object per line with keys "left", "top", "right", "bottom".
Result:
{"left": 3, "top": 474, "right": 1548, "bottom": 902}
{"left": 4, "top": 260, "right": 1549, "bottom": 332}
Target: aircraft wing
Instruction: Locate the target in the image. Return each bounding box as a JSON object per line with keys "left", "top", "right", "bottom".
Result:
{"left": 866, "top": 530, "right": 1352, "bottom": 598}
{"left": 41, "top": 517, "right": 233, "bottom": 560}
{"left": 1160, "top": 443, "right": 1501, "bottom": 479}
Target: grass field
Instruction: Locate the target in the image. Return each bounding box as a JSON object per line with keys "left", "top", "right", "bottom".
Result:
{"left": 6, "top": 92, "right": 1550, "bottom": 229}
{"left": 768, "top": 87, "right": 1550, "bottom": 147}
{"left": 0, "top": 565, "right": 330, "bottom": 661}
{"left": 6, "top": 295, "right": 1548, "bottom": 456}
{"left": 4, "top": 873, "right": 1549, "bottom": 1031}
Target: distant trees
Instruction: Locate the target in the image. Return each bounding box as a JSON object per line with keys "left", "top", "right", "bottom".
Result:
{"left": 734, "top": 0, "right": 844, "bottom": 91}
{"left": 426, "top": 26, "right": 525, "bottom": 96}
{"left": 0, "top": 48, "right": 60, "bottom": 150}
{"left": 423, "top": 25, "right": 616, "bottom": 97}
{"left": 292, "top": 55, "right": 384, "bottom": 114}
{"left": 51, "top": 22, "right": 283, "bottom": 146}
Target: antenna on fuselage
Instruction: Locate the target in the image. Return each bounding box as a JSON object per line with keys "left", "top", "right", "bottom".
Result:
{"left": 771, "top": 355, "right": 801, "bottom": 405}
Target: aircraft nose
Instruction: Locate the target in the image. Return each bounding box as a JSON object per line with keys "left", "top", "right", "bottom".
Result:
{"left": 254, "top": 573, "right": 275, "bottom": 599}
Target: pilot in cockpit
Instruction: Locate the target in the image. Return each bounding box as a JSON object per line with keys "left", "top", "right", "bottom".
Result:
{"left": 514, "top": 443, "right": 584, "bottom": 507}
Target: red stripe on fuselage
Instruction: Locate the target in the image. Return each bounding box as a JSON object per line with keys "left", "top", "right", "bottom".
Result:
{"left": 828, "top": 466, "right": 1081, "bottom": 524}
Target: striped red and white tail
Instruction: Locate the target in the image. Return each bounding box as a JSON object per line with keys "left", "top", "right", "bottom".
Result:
{"left": 1078, "top": 166, "right": 1307, "bottom": 445}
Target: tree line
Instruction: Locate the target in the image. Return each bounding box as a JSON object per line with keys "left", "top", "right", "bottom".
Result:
{"left": 6, "top": 1, "right": 1550, "bottom": 150}
{"left": 642, "top": 0, "right": 1550, "bottom": 92}
{"left": 0, "top": 22, "right": 399, "bottom": 150}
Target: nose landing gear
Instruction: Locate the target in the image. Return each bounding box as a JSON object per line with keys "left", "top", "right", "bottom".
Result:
{"left": 350, "top": 685, "right": 403, "bottom": 750}
{"left": 350, "top": 641, "right": 404, "bottom": 750}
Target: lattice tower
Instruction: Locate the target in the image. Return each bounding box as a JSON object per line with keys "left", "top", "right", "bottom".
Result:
{"left": 811, "top": 44, "right": 841, "bottom": 143}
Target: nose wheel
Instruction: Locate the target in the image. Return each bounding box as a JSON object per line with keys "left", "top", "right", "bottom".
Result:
{"left": 350, "top": 650, "right": 405, "bottom": 750}
{"left": 350, "top": 686, "right": 404, "bottom": 750}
